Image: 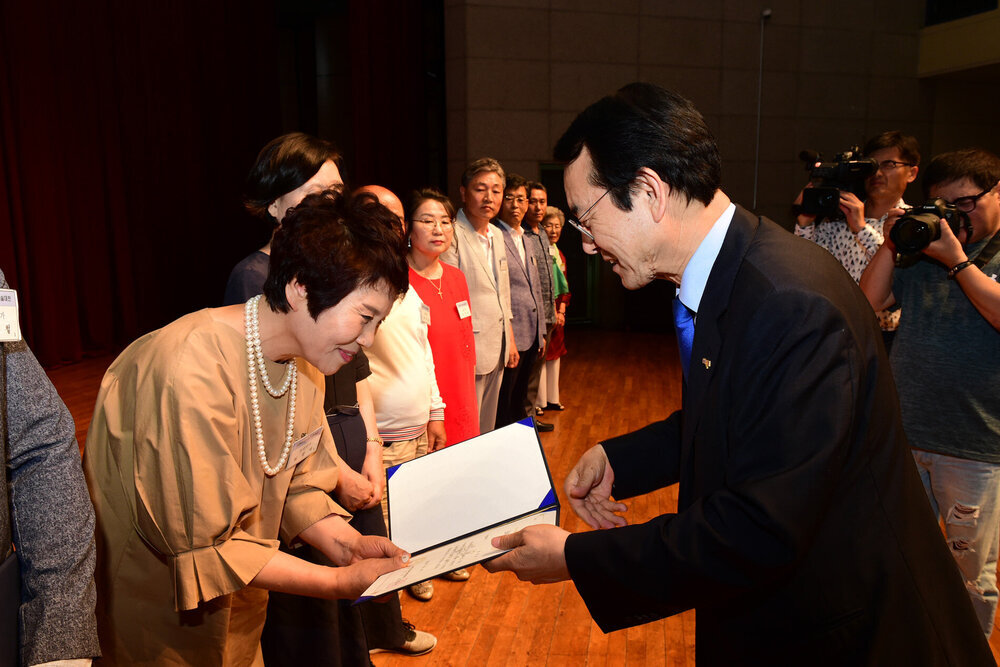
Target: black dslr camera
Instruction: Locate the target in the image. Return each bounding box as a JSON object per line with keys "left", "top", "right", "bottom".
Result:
{"left": 889, "top": 199, "right": 971, "bottom": 256}
{"left": 797, "top": 146, "right": 878, "bottom": 221}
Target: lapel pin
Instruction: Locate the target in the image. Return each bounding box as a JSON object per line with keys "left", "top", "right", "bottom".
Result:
{"left": 702, "top": 358, "right": 712, "bottom": 369}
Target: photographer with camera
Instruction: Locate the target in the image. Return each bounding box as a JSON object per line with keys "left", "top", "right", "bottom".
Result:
{"left": 794, "top": 131, "right": 920, "bottom": 347}
{"left": 860, "top": 147, "right": 1000, "bottom": 636}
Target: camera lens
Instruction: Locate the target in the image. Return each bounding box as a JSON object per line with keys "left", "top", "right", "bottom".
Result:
{"left": 891, "top": 214, "right": 940, "bottom": 254}
{"left": 817, "top": 191, "right": 838, "bottom": 208}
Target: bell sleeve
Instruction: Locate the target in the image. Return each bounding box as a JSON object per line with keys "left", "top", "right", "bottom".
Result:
{"left": 126, "top": 346, "right": 281, "bottom": 612}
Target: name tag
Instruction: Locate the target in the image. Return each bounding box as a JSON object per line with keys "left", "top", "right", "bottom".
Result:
{"left": 456, "top": 300, "right": 472, "bottom": 319}
{"left": 287, "top": 426, "right": 323, "bottom": 468}
{"left": 0, "top": 289, "right": 21, "bottom": 342}
{"left": 420, "top": 302, "right": 431, "bottom": 326}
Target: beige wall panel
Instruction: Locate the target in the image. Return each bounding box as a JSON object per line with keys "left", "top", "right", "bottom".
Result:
{"left": 550, "top": 11, "right": 639, "bottom": 64}
{"left": 466, "top": 109, "right": 550, "bottom": 161}
{"left": 639, "top": 65, "right": 722, "bottom": 116}
{"left": 549, "top": 62, "right": 638, "bottom": 112}
{"left": 870, "top": 33, "right": 920, "bottom": 77}
{"left": 467, "top": 58, "right": 550, "bottom": 110}
{"left": 638, "top": 17, "right": 722, "bottom": 67}
{"left": 798, "top": 28, "right": 871, "bottom": 74}
{"left": 799, "top": 0, "right": 873, "bottom": 28}
{"left": 550, "top": 0, "right": 639, "bottom": 14}
{"left": 640, "top": 0, "right": 723, "bottom": 20}
{"left": 722, "top": 0, "right": 802, "bottom": 25}
{"left": 465, "top": 5, "right": 548, "bottom": 59}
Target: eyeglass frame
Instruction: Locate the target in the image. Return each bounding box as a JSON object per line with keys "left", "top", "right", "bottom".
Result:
{"left": 409, "top": 217, "right": 454, "bottom": 229}
{"left": 566, "top": 188, "right": 613, "bottom": 243}
{"left": 877, "top": 159, "right": 916, "bottom": 172}
{"left": 941, "top": 187, "right": 993, "bottom": 214}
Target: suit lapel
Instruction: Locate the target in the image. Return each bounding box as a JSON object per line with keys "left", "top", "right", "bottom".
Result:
{"left": 457, "top": 211, "right": 498, "bottom": 290}
{"left": 681, "top": 207, "right": 760, "bottom": 485}
{"left": 496, "top": 222, "right": 530, "bottom": 283}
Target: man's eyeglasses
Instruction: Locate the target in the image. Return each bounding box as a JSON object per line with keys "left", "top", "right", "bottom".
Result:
{"left": 877, "top": 160, "right": 916, "bottom": 171}
{"left": 503, "top": 195, "right": 527, "bottom": 205}
{"left": 943, "top": 188, "right": 992, "bottom": 213}
{"left": 566, "top": 188, "right": 611, "bottom": 243}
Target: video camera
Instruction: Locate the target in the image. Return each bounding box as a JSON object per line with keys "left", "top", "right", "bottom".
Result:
{"left": 889, "top": 199, "right": 971, "bottom": 257}
{"left": 797, "top": 146, "right": 878, "bottom": 221}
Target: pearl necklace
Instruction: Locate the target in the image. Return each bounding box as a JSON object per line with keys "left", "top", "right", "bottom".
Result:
{"left": 245, "top": 295, "right": 298, "bottom": 476}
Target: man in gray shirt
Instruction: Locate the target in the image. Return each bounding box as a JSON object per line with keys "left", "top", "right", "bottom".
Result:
{"left": 861, "top": 148, "right": 1000, "bottom": 635}
{"left": 523, "top": 181, "right": 556, "bottom": 429}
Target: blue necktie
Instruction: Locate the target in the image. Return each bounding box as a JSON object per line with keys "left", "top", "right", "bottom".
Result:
{"left": 673, "top": 298, "right": 695, "bottom": 380}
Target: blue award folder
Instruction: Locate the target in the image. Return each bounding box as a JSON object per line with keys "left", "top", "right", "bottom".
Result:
{"left": 357, "top": 418, "right": 559, "bottom": 601}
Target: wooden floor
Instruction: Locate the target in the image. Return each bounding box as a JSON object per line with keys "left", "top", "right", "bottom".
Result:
{"left": 46, "top": 328, "right": 1000, "bottom": 665}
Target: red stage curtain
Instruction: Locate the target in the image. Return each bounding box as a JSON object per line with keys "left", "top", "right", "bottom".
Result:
{"left": 0, "top": 0, "right": 281, "bottom": 366}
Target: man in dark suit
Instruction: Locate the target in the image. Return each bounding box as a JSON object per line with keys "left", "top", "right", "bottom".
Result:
{"left": 493, "top": 173, "right": 548, "bottom": 429}
{"left": 484, "top": 83, "right": 993, "bottom": 665}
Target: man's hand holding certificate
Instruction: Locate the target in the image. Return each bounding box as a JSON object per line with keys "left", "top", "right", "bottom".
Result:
{"left": 484, "top": 524, "right": 570, "bottom": 584}
{"left": 356, "top": 419, "right": 560, "bottom": 602}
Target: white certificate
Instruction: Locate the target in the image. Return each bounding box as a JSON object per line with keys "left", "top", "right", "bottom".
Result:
{"left": 358, "top": 508, "right": 558, "bottom": 601}
{"left": 355, "top": 418, "right": 559, "bottom": 601}
{"left": 385, "top": 418, "right": 557, "bottom": 554}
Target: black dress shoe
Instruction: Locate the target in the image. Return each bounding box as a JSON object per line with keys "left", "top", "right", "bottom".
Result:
{"left": 545, "top": 402, "right": 565, "bottom": 411}
{"left": 536, "top": 420, "right": 554, "bottom": 432}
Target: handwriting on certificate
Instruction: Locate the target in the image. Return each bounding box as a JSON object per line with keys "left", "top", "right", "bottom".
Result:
{"left": 357, "top": 508, "right": 557, "bottom": 601}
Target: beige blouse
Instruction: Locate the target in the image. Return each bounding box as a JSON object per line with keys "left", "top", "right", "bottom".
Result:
{"left": 83, "top": 310, "right": 347, "bottom": 665}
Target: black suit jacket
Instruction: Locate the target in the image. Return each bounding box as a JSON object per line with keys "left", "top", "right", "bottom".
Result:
{"left": 565, "top": 207, "right": 993, "bottom": 666}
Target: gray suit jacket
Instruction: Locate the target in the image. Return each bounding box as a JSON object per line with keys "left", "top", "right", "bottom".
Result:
{"left": 494, "top": 221, "right": 546, "bottom": 352}
{"left": 441, "top": 210, "right": 514, "bottom": 375}
{"left": 524, "top": 227, "right": 555, "bottom": 325}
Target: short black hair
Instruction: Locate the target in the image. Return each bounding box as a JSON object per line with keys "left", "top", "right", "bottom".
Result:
{"left": 244, "top": 132, "right": 342, "bottom": 222}
{"left": 863, "top": 131, "right": 920, "bottom": 166}
{"left": 922, "top": 148, "right": 1000, "bottom": 199}
{"left": 528, "top": 181, "right": 547, "bottom": 195}
{"left": 553, "top": 82, "right": 721, "bottom": 209}
{"left": 263, "top": 189, "right": 408, "bottom": 318}
{"left": 404, "top": 188, "right": 456, "bottom": 240}
{"left": 505, "top": 173, "right": 529, "bottom": 194}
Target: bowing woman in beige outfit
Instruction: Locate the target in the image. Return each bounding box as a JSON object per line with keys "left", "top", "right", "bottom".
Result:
{"left": 83, "top": 192, "right": 410, "bottom": 665}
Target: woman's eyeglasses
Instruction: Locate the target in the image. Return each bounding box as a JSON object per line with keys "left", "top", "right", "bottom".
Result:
{"left": 411, "top": 218, "right": 454, "bottom": 228}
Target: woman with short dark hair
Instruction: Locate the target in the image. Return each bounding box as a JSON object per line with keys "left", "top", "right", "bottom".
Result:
{"left": 84, "top": 191, "right": 409, "bottom": 665}
{"left": 224, "top": 132, "right": 344, "bottom": 305}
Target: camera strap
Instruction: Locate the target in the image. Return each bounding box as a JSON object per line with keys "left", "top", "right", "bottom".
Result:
{"left": 971, "top": 230, "right": 1000, "bottom": 270}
